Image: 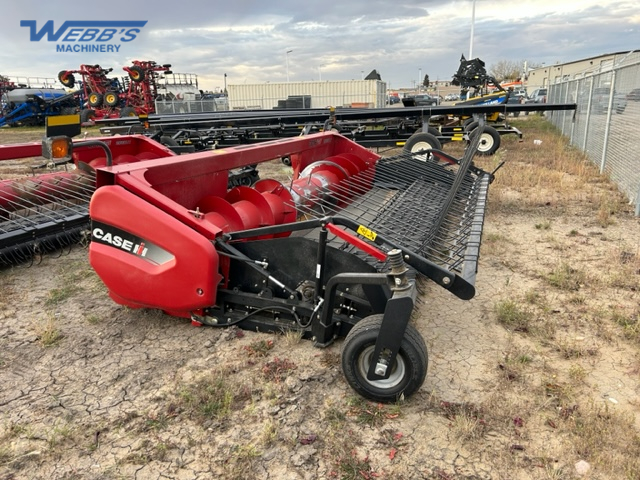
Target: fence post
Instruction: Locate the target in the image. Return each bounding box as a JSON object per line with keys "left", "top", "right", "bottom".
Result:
{"left": 582, "top": 77, "right": 595, "bottom": 153}
{"left": 599, "top": 71, "right": 617, "bottom": 174}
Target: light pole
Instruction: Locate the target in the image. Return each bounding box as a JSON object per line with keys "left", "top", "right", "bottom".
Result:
{"left": 418, "top": 68, "right": 422, "bottom": 92}
{"left": 469, "top": 0, "right": 476, "bottom": 59}
{"left": 318, "top": 64, "right": 325, "bottom": 81}
{"left": 286, "top": 49, "right": 293, "bottom": 82}
{"left": 223, "top": 73, "right": 227, "bottom": 94}
{"left": 361, "top": 70, "right": 364, "bottom": 80}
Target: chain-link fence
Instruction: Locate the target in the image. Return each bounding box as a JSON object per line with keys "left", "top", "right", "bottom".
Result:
{"left": 155, "top": 97, "right": 229, "bottom": 114}
{"left": 546, "top": 51, "right": 640, "bottom": 215}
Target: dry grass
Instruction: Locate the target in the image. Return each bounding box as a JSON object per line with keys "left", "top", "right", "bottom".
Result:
{"left": 478, "top": 116, "right": 640, "bottom": 479}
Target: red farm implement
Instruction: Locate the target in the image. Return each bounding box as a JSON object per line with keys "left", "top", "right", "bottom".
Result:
{"left": 58, "top": 64, "right": 122, "bottom": 122}
{"left": 81, "top": 129, "right": 493, "bottom": 402}
{"left": 121, "top": 60, "right": 173, "bottom": 116}
{"left": 57, "top": 61, "right": 172, "bottom": 123}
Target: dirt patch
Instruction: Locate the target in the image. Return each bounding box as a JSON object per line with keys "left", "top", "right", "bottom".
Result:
{"left": 1, "top": 120, "right": 639, "bottom": 479}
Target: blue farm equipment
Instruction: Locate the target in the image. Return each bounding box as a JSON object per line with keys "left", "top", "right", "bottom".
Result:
{"left": 0, "top": 87, "right": 79, "bottom": 127}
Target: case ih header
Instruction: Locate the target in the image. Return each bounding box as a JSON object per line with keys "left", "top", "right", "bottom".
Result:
{"left": 1, "top": 124, "right": 495, "bottom": 401}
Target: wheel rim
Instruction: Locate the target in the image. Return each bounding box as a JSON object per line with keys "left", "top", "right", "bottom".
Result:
{"left": 356, "top": 345, "right": 406, "bottom": 389}
{"left": 477, "top": 133, "right": 494, "bottom": 153}
{"left": 106, "top": 94, "right": 116, "bottom": 104}
{"left": 410, "top": 141, "right": 433, "bottom": 161}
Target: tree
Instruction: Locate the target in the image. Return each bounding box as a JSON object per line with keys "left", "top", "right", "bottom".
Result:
{"left": 489, "top": 60, "right": 525, "bottom": 83}
{"left": 0, "top": 74, "right": 9, "bottom": 82}
{"left": 422, "top": 74, "right": 430, "bottom": 88}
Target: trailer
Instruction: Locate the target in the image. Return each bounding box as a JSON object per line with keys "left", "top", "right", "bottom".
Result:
{"left": 97, "top": 102, "right": 576, "bottom": 157}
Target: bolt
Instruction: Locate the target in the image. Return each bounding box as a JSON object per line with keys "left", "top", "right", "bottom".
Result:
{"left": 375, "top": 362, "right": 388, "bottom": 376}
{"left": 196, "top": 288, "right": 204, "bottom": 296}
{"left": 442, "top": 277, "right": 451, "bottom": 285}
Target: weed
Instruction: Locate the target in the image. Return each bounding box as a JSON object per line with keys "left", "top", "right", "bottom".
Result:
{"left": 261, "top": 357, "right": 296, "bottom": 382}
{"left": 47, "top": 422, "right": 75, "bottom": 450}
{"left": 143, "top": 412, "right": 170, "bottom": 431}
{"left": 243, "top": 339, "right": 274, "bottom": 357}
{"left": 535, "top": 220, "right": 552, "bottom": 230}
{"left": 440, "top": 401, "right": 488, "bottom": 441}
{"left": 45, "top": 285, "right": 78, "bottom": 305}
{"left": 596, "top": 193, "right": 618, "bottom": 227}
{"left": 282, "top": 328, "right": 303, "bottom": 346}
{"left": 333, "top": 449, "right": 377, "bottom": 480}
{"left": 498, "top": 347, "right": 534, "bottom": 381}
{"left": 568, "top": 364, "right": 587, "bottom": 383}
{"left": 176, "top": 369, "right": 248, "bottom": 424}
{"left": 33, "top": 312, "right": 63, "bottom": 347}
{"left": 567, "top": 401, "right": 640, "bottom": 476}
{"left": 347, "top": 396, "right": 401, "bottom": 427}
{"left": 260, "top": 418, "right": 278, "bottom": 446}
{"left": 324, "top": 404, "right": 347, "bottom": 427}
{"left": 495, "top": 299, "right": 534, "bottom": 332}
{"left": 224, "top": 443, "right": 262, "bottom": 480}
{"left": 546, "top": 262, "right": 586, "bottom": 291}
{"left": 553, "top": 337, "right": 598, "bottom": 359}
{"left": 611, "top": 310, "right": 640, "bottom": 343}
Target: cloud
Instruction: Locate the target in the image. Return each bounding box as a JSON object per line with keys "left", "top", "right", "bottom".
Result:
{"left": 0, "top": 1, "right": 637, "bottom": 92}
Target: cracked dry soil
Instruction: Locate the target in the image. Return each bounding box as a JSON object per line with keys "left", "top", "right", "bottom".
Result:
{"left": 1, "top": 125, "right": 639, "bottom": 479}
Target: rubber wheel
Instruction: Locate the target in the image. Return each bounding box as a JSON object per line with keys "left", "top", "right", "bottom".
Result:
{"left": 88, "top": 92, "right": 103, "bottom": 108}
{"left": 61, "top": 107, "right": 76, "bottom": 115}
{"left": 427, "top": 126, "right": 440, "bottom": 137}
{"left": 466, "top": 123, "right": 501, "bottom": 156}
{"left": 128, "top": 65, "right": 145, "bottom": 83}
{"left": 341, "top": 314, "right": 428, "bottom": 403}
{"left": 104, "top": 91, "right": 119, "bottom": 107}
{"left": 403, "top": 132, "right": 442, "bottom": 157}
{"left": 160, "top": 136, "right": 179, "bottom": 147}
{"left": 119, "top": 107, "right": 137, "bottom": 118}
{"left": 58, "top": 71, "right": 75, "bottom": 88}
{"left": 80, "top": 109, "right": 96, "bottom": 123}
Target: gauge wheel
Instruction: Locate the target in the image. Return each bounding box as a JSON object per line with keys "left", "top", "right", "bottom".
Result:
{"left": 341, "top": 314, "right": 428, "bottom": 403}
{"left": 466, "top": 123, "right": 501, "bottom": 156}
{"left": 403, "top": 132, "right": 442, "bottom": 160}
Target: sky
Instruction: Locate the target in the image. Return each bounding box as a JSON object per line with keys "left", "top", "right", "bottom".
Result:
{"left": 1, "top": 1, "right": 638, "bottom": 92}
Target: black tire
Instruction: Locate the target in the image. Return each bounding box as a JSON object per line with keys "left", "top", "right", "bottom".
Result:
{"left": 61, "top": 107, "right": 76, "bottom": 115}
{"left": 462, "top": 117, "right": 475, "bottom": 129}
{"left": 466, "top": 123, "right": 501, "bottom": 156}
{"left": 128, "top": 65, "right": 145, "bottom": 83}
{"left": 341, "top": 315, "right": 428, "bottom": 403}
{"left": 160, "top": 135, "right": 179, "bottom": 147}
{"left": 80, "top": 109, "right": 96, "bottom": 123}
{"left": 58, "top": 71, "right": 75, "bottom": 88}
{"left": 427, "top": 126, "right": 440, "bottom": 137}
{"left": 119, "top": 107, "right": 137, "bottom": 118}
{"left": 403, "top": 132, "right": 442, "bottom": 155}
{"left": 88, "top": 92, "right": 103, "bottom": 108}
{"left": 104, "top": 91, "right": 119, "bottom": 107}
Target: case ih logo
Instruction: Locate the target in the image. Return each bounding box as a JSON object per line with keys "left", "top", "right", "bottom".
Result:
{"left": 20, "top": 20, "right": 147, "bottom": 53}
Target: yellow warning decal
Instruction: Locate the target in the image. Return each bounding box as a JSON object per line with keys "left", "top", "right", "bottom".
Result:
{"left": 357, "top": 225, "right": 377, "bottom": 241}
